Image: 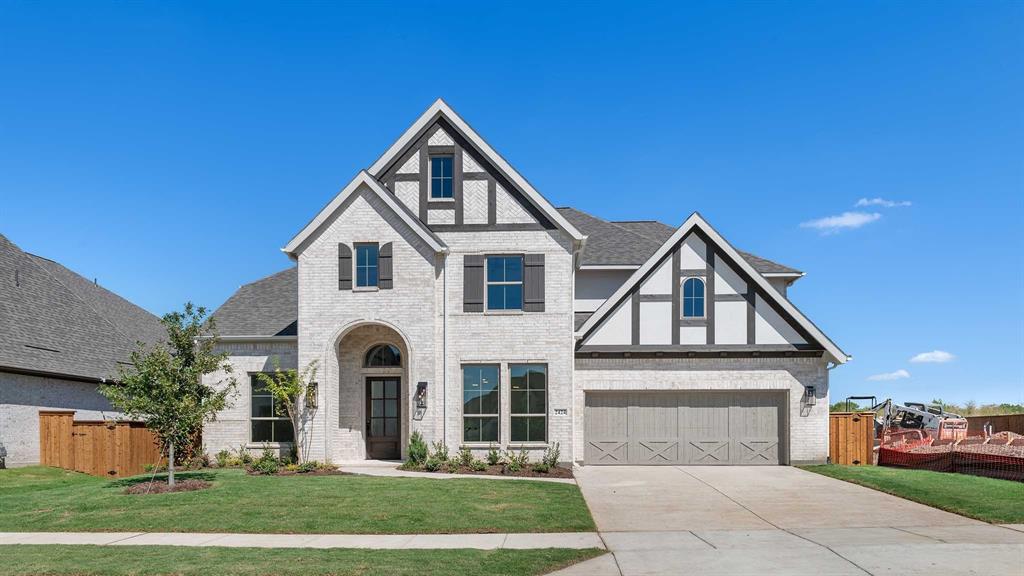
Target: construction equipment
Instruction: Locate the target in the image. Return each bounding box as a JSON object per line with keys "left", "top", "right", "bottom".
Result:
{"left": 843, "top": 396, "right": 969, "bottom": 441}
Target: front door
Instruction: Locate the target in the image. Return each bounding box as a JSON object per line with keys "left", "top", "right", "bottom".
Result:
{"left": 366, "top": 377, "right": 401, "bottom": 459}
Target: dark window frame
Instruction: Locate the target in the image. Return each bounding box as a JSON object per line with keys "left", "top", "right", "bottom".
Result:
{"left": 355, "top": 242, "right": 380, "bottom": 288}
{"left": 509, "top": 364, "right": 547, "bottom": 443}
{"left": 485, "top": 255, "right": 524, "bottom": 311}
{"left": 681, "top": 277, "right": 706, "bottom": 318}
{"left": 429, "top": 155, "right": 454, "bottom": 199}
{"left": 364, "top": 343, "right": 402, "bottom": 368}
{"left": 462, "top": 364, "right": 500, "bottom": 444}
{"left": 250, "top": 373, "right": 294, "bottom": 444}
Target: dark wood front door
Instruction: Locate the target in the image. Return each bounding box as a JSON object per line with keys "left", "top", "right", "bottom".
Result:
{"left": 366, "top": 377, "right": 401, "bottom": 459}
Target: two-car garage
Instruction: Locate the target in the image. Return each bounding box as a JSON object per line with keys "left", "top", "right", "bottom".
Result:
{"left": 584, "top": 390, "right": 788, "bottom": 465}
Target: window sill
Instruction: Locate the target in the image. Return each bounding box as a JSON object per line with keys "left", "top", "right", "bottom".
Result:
{"left": 353, "top": 286, "right": 379, "bottom": 293}
{"left": 484, "top": 309, "right": 524, "bottom": 316}
{"left": 245, "top": 442, "right": 293, "bottom": 449}
{"left": 506, "top": 443, "right": 550, "bottom": 450}
{"left": 428, "top": 197, "right": 456, "bottom": 202}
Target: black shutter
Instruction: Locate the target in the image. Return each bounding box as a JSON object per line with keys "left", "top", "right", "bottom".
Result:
{"left": 463, "top": 254, "right": 484, "bottom": 312}
{"left": 523, "top": 254, "right": 545, "bottom": 312}
{"left": 379, "top": 242, "right": 393, "bottom": 289}
{"left": 338, "top": 243, "right": 352, "bottom": 290}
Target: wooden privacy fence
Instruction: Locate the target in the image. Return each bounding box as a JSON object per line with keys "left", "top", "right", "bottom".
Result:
{"left": 965, "top": 414, "right": 1024, "bottom": 435}
{"left": 39, "top": 411, "right": 163, "bottom": 478}
{"left": 830, "top": 412, "right": 875, "bottom": 465}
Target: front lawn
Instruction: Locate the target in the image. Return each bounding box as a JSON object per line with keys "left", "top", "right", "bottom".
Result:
{"left": 801, "top": 465, "right": 1024, "bottom": 523}
{"left": 0, "top": 545, "right": 604, "bottom": 575}
{"left": 0, "top": 467, "right": 595, "bottom": 534}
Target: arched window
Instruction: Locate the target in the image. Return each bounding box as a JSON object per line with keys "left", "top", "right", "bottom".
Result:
{"left": 365, "top": 344, "right": 401, "bottom": 367}
{"left": 682, "top": 278, "right": 705, "bottom": 318}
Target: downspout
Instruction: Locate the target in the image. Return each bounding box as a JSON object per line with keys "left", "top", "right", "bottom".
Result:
{"left": 442, "top": 252, "right": 448, "bottom": 447}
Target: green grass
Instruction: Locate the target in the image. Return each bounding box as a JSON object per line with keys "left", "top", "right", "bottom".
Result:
{"left": 0, "top": 467, "right": 595, "bottom": 534}
{"left": 0, "top": 545, "right": 604, "bottom": 575}
{"left": 801, "top": 465, "right": 1024, "bottom": 523}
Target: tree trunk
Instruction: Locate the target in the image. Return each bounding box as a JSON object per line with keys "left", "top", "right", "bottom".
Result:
{"left": 292, "top": 413, "right": 302, "bottom": 463}
{"left": 168, "top": 442, "right": 176, "bottom": 487}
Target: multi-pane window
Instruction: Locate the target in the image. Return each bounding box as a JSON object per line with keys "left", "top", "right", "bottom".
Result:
{"left": 251, "top": 374, "right": 294, "bottom": 443}
{"left": 510, "top": 364, "right": 546, "bottom": 443}
{"left": 682, "top": 277, "right": 705, "bottom": 318}
{"left": 486, "top": 256, "right": 523, "bottom": 310}
{"left": 355, "top": 244, "right": 379, "bottom": 288}
{"left": 365, "top": 343, "right": 401, "bottom": 367}
{"left": 463, "top": 365, "right": 499, "bottom": 443}
{"left": 430, "top": 156, "right": 453, "bottom": 199}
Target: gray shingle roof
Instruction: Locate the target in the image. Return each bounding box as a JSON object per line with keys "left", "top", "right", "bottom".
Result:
{"left": 559, "top": 208, "right": 802, "bottom": 275}
{"left": 212, "top": 267, "right": 297, "bottom": 337}
{"left": 0, "top": 234, "right": 164, "bottom": 382}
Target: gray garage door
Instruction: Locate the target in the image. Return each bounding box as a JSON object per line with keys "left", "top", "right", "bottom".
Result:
{"left": 584, "top": 391, "right": 786, "bottom": 465}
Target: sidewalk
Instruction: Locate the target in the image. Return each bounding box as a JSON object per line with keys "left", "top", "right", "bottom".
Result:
{"left": 0, "top": 531, "right": 603, "bottom": 550}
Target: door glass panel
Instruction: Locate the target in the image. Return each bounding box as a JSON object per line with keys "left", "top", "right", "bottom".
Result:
{"left": 372, "top": 399, "right": 383, "bottom": 417}
{"left": 385, "top": 380, "right": 398, "bottom": 398}
{"left": 372, "top": 380, "right": 383, "bottom": 398}
{"left": 385, "top": 399, "right": 397, "bottom": 417}
{"left": 370, "top": 419, "right": 384, "bottom": 437}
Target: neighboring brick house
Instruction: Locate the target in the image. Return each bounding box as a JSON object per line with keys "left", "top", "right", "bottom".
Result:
{"left": 206, "top": 100, "right": 848, "bottom": 466}
{"left": 0, "top": 234, "right": 164, "bottom": 467}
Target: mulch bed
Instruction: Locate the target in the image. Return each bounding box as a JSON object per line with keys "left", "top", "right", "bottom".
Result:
{"left": 404, "top": 464, "right": 574, "bottom": 479}
{"left": 246, "top": 469, "right": 351, "bottom": 477}
{"left": 123, "top": 479, "right": 212, "bottom": 495}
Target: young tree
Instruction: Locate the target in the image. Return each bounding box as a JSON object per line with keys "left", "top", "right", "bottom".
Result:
{"left": 101, "top": 303, "right": 236, "bottom": 486}
{"left": 255, "top": 358, "right": 318, "bottom": 463}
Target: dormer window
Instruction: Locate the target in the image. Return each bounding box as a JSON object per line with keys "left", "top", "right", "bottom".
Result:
{"left": 355, "top": 243, "right": 379, "bottom": 288}
{"left": 682, "top": 277, "right": 705, "bottom": 318}
{"left": 430, "top": 156, "right": 453, "bottom": 199}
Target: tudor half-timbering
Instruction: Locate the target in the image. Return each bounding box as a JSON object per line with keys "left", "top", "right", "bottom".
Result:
{"left": 204, "top": 99, "right": 848, "bottom": 466}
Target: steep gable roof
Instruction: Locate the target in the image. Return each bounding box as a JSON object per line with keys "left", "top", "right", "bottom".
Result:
{"left": 0, "top": 234, "right": 163, "bottom": 382}
{"left": 283, "top": 171, "right": 447, "bottom": 257}
{"left": 212, "top": 267, "right": 297, "bottom": 338}
{"left": 558, "top": 207, "right": 802, "bottom": 276}
{"left": 575, "top": 213, "right": 848, "bottom": 364}
{"left": 368, "top": 99, "right": 585, "bottom": 243}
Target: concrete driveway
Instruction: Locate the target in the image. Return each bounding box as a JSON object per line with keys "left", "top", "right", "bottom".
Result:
{"left": 555, "top": 466, "right": 1024, "bottom": 576}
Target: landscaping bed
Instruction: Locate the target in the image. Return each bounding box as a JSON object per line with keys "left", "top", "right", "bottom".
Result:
{"left": 0, "top": 466, "right": 596, "bottom": 534}
{"left": 399, "top": 433, "right": 571, "bottom": 478}
{"left": 124, "top": 479, "right": 212, "bottom": 495}
{"left": 801, "top": 464, "right": 1024, "bottom": 523}
{"left": 0, "top": 545, "right": 604, "bottom": 576}
{"left": 404, "top": 462, "right": 574, "bottom": 479}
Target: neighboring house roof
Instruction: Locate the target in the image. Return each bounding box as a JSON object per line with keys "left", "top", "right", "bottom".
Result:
{"left": 558, "top": 207, "right": 802, "bottom": 276}
{"left": 368, "top": 98, "right": 586, "bottom": 244}
{"left": 284, "top": 171, "right": 447, "bottom": 258}
{"left": 0, "top": 233, "right": 164, "bottom": 382}
{"left": 575, "top": 213, "right": 849, "bottom": 364}
{"left": 212, "top": 267, "right": 297, "bottom": 338}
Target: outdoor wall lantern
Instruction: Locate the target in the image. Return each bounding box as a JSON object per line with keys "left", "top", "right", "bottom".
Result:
{"left": 803, "top": 386, "right": 817, "bottom": 407}
{"left": 416, "top": 381, "right": 428, "bottom": 409}
{"left": 306, "top": 382, "right": 319, "bottom": 409}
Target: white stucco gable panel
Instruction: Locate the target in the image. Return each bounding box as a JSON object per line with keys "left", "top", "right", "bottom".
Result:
{"left": 715, "top": 300, "right": 747, "bottom": 344}
{"left": 714, "top": 259, "right": 747, "bottom": 295}
{"left": 639, "top": 257, "right": 672, "bottom": 295}
{"left": 639, "top": 301, "right": 672, "bottom": 344}
{"left": 584, "top": 298, "right": 632, "bottom": 345}
{"left": 679, "top": 234, "right": 707, "bottom": 269}
{"left": 755, "top": 294, "right": 806, "bottom": 345}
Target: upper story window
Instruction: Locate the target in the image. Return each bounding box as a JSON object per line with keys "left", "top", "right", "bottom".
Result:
{"left": 682, "top": 277, "right": 705, "bottom": 318}
{"left": 430, "top": 156, "right": 453, "bottom": 199}
{"left": 355, "top": 243, "right": 379, "bottom": 288}
{"left": 365, "top": 344, "right": 401, "bottom": 367}
{"left": 486, "top": 255, "right": 523, "bottom": 310}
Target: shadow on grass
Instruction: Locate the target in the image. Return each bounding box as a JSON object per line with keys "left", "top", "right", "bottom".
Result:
{"left": 107, "top": 471, "right": 218, "bottom": 488}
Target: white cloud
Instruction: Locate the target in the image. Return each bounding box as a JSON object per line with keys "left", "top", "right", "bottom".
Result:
{"left": 799, "top": 211, "right": 881, "bottom": 234}
{"left": 910, "top": 350, "right": 955, "bottom": 363}
{"left": 855, "top": 197, "right": 912, "bottom": 208}
{"left": 867, "top": 369, "right": 911, "bottom": 381}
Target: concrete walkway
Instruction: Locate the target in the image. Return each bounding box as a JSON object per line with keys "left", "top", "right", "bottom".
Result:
{"left": 339, "top": 459, "right": 577, "bottom": 484}
{"left": 0, "top": 531, "right": 603, "bottom": 550}
{"left": 335, "top": 459, "right": 577, "bottom": 481}
{"left": 551, "top": 466, "right": 1024, "bottom": 575}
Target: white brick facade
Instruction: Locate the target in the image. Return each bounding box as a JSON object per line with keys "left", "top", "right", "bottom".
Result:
{"left": 573, "top": 356, "right": 830, "bottom": 464}
{"left": 0, "top": 371, "right": 122, "bottom": 467}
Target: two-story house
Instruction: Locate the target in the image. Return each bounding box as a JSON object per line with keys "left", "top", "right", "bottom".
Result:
{"left": 204, "top": 99, "right": 848, "bottom": 466}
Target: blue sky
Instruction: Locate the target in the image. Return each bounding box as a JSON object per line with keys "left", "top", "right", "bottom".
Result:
{"left": 2, "top": 2, "right": 1021, "bottom": 405}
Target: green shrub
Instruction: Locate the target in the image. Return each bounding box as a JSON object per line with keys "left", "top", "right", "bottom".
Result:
{"left": 236, "top": 445, "right": 253, "bottom": 465}
{"left": 430, "top": 441, "right": 449, "bottom": 463}
{"left": 249, "top": 447, "right": 280, "bottom": 475}
{"left": 504, "top": 448, "right": 529, "bottom": 473}
{"left": 297, "top": 461, "right": 318, "bottom": 473}
{"left": 471, "top": 458, "right": 487, "bottom": 472}
{"left": 457, "top": 446, "right": 473, "bottom": 467}
{"left": 543, "top": 442, "right": 561, "bottom": 468}
{"left": 215, "top": 450, "right": 231, "bottom": 468}
{"left": 424, "top": 456, "right": 443, "bottom": 472}
{"left": 446, "top": 460, "right": 461, "bottom": 473}
{"left": 532, "top": 462, "right": 550, "bottom": 474}
{"left": 408, "top": 431, "right": 428, "bottom": 465}
{"left": 486, "top": 444, "right": 501, "bottom": 466}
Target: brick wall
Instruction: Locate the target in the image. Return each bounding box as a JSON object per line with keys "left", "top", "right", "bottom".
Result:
{"left": 573, "top": 356, "right": 830, "bottom": 464}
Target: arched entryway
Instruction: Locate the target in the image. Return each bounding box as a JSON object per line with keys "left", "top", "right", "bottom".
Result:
{"left": 336, "top": 323, "right": 410, "bottom": 460}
